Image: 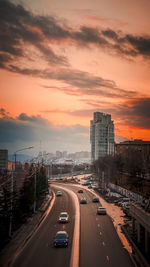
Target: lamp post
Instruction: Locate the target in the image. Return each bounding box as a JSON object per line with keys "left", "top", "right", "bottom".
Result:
{"left": 9, "top": 146, "right": 34, "bottom": 237}
{"left": 33, "top": 163, "right": 37, "bottom": 213}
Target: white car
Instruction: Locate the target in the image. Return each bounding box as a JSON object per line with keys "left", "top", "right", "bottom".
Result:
{"left": 56, "top": 191, "right": 62, "bottom": 196}
{"left": 58, "top": 212, "right": 69, "bottom": 223}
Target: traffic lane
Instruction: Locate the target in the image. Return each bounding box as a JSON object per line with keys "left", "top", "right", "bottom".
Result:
{"left": 53, "top": 184, "right": 133, "bottom": 267}
{"left": 79, "top": 189, "right": 134, "bottom": 267}
{"left": 12, "top": 188, "right": 75, "bottom": 267}
{"left": 96, "top": 215, "right": 133, "bottom": 266}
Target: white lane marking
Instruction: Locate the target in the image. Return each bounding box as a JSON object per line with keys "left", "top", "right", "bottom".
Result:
{"left": 100, "top": 232, "right": 102, "bottom": 236}
{"left": 62, "top": 225, "right": 66, "bottom": 230}
{"left": 102, "top": 241, "right": 105, "bottom": 246}
{"left": 98, "top": 224, "right": 100, "bottom": 227}
{"left": 96, "top": 217, "right": 98, "bottom": 221}
{"left": 53, "top": 185, "right": 80, "bottom": 267}
{"left": 106, "top": 256, "right": 109, "bottom": 261}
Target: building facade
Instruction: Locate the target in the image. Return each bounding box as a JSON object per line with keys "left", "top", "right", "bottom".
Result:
{"left": 0, "top": 149, "right": 8, "bottom": 171}
{"left": 90, "top": 112, "right": 114, "bottom": 161}
{"left": 115, "top": 140, "right": 150, "bottom": 159}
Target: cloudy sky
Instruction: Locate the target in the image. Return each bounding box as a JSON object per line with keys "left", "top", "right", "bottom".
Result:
{"left": 0, "top": 0, "right": 150, "bottom": 155}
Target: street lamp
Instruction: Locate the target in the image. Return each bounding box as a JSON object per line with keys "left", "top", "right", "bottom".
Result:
{"left": 9, "top": 146, "right": 34, "bottom": 237}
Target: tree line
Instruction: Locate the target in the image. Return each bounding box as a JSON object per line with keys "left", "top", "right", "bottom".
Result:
{"left": 0, "top": 165, "right": 49, "bottom": 250}
{"left": 92, "top": 148, "right": 150, "bottom": 192}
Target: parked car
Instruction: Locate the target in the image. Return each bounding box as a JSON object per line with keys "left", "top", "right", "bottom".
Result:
{"left": 80, "top": 197, "right": 87, "bottom": 204}
{"left": 97, "top": 207, "right": 106, "bottom": 215}
{"left": 92, "top": 197, "right": 99, "bottom": 203}
{"left": 54, "top": 231, "right": 68, "bottom": 247}
{"left": 88, "top": 185, "right": 92, "bottom": 189}
{"left": 78, "top": 189, "right": 83, "bottom": 193}
{"left": 58, "top": 212, "right": 69, "bottom": 223}
{"left": 118, "top": 198, "right": 131, "bottom": 207}
{"left": 56, "top": 191, "right": 62, "bottom": 196}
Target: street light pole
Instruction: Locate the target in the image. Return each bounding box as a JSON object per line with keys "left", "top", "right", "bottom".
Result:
{"left": 8, "top": 164, "right": 14, "bottom": 237}
{"left": 33, "top": 164, "right": 36, "bottom": 213}
{"left": 8, "top": 146, "right": 34, "bottom": 237}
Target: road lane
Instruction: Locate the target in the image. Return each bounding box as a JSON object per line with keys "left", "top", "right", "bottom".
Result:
{"left": 60, "top": 183, "right": 134, "bottom": 267}
{"left": 12, "top": 188, "right": 75, "bottom": 267}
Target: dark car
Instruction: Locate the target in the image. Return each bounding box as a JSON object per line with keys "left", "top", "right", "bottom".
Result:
{"left": 78, "top": 189, "right": 83, "bottom": 193}
{"left": 80, "top": 197, "right": 87, "bottom": 204}
{"left": 97, "top": 207, "right": 106, "bottom": 215}
{"left": 54, "top": 231, "right": 68, "bottom": 247}
{"left": 92, "top": 197, "right": 99, "bottom": 203}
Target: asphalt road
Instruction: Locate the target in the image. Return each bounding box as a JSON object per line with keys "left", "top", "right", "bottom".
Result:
{"left": 65, "top": 184, "right": 134, "bottom": 267}
{"left": 12, "top": 188, "right": 75, "bottom": 267}
{"left": 12, "top": 182, "right": 134, "bottom": 267}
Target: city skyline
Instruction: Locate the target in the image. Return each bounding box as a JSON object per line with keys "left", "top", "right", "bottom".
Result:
{"left": 0, "top": 0, "right": 150, "bottom": 154}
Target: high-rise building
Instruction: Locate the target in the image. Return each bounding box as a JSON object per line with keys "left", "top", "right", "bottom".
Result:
{"left": 90, "top": 112, "right": 114, "bottom": 161}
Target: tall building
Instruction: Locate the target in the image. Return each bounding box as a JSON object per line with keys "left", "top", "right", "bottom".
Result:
{"left": 0, "top": 149, "right": 8, "bottom": 171}
{"left": 90, "top": 112, "right": 114, "bottom": 161}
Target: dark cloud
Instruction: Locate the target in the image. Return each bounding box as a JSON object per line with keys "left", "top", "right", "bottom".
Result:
{"left": 0, "top": 0, "right": 149, "bottom": 102}
{"left": 74, "top": 98, "right": 150, "bottom": 129}
{"left": 101, "top": 29, "right": 118, "bottom": 40}
{"left": 72, "top": 26, "right": 108, "bottom": 46}
{"left": 124, "top": 35, "right": 150, "bottom": 57}
{"left": 7, "top": 64, "right": 136, "bottom": 98}
{"left": 101, "top": 29, "right": 150, "bottom": 58}
{"left": 0, "top": 109, "right": 90, "bottom": 152}
{"left": 117, "top": 98, "right": 150, "bottom": 128}
{"left": 0, "top": 0, "right": 150, "bottom": 74}
{"left": 0, "top": 0, "right": 69, "bottom": 67}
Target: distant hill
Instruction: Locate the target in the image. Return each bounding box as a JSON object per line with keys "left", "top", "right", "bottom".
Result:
{"left": 8, "top": 154, "right": 32, "bottom": 162}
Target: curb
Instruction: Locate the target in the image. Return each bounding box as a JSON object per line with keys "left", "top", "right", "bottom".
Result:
{"left": 0, "top": 191, "right": 54, "bottom": 267}
{"left": 19, "top": 192, "right": 54, "bottom": 249}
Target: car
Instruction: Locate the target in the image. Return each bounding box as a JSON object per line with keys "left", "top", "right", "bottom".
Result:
{"left": 91, "top": 183, "right": 98, "bottom": 189}
{"left": 54, "top": 231, "right": 68, "bottom": 247}
{"left": 80, "top": 197, "right": 87, "bottom": 204}
{"left": 88, "top": 185, "right": 92, "bottom": 189}
{"left": 56, "top": 191, "right": 62, "bottom": 196}
{"left": 83, "top": 182, "right": 91, "bottom": 186}
{"left": 97, "top": 207, "right": 106, "bottom": 215}
{"left": 92, "top": 197, "right": 99, "bottom": 203}
{"left": 58, "top": 212, "right": 69, "bottom": 223}
{"left": 78, "top": 189, "right": 83, "bottom": 193}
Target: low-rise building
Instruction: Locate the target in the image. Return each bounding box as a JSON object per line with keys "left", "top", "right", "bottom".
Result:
{"left": 0, "top": 149, "right": 8, "bottom": 171}
{"left": 115, "top": 139, "right": 150, "bottom": 158}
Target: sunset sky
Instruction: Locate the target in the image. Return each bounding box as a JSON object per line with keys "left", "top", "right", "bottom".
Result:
{"left": 0, "top": 0, "right": 150, "bottom": 155}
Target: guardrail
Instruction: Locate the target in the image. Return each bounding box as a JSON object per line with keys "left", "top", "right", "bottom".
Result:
{"left": 130, "top": 204, "right": 150, "bottom": 231}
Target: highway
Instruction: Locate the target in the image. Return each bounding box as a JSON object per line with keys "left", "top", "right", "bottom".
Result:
{"left": 12, "top": 183, "right": 134, "bottom": 267}
{"left": 73, "top": 186, "right": 134, "bottom": 267}
{"left": 12, "top": 188, "right": 75, "bottom": 267}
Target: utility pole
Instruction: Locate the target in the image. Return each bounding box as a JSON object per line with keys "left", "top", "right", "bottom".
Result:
{"left": 9, "top": 165, "right": 14, "bottom": 237}
{"left": 33, "top": 164, "right": 36, "bottom": 213}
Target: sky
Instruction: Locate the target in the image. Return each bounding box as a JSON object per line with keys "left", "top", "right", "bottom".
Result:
{"left": 0, "top": 0, "right": 150, "bottom": 155}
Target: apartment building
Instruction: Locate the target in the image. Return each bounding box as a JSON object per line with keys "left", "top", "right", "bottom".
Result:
{"left": 90, "top": 112, "right": 114, "bottom": 161}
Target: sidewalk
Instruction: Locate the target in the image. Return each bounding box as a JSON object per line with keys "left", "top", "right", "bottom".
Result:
{"left": 0, "top": 193, "right": 53, "bottom": 267}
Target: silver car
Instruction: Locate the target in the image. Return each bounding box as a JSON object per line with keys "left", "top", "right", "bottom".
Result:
{"left": 58, "top": 212, "right": 69, "bottom": 223}
{"left": 56, "top": 191, "right": 62, "bottom": 196}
